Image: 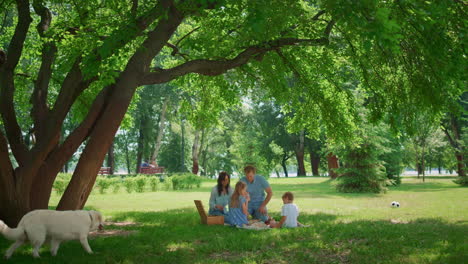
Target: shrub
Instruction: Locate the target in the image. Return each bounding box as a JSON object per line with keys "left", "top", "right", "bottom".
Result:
{"left": 134, "top": 176, "right": 147, "bottom": 192}
{"left": 336, "top": 142, "right": 387, "bottom": 193}
{"left": 171, "top": 173, "right": 202, "bottom": 190}
{"left": 53, "top": 173, "right": 71, "bottom": 195}
{"left": 453, "top": 176, "right": 468, "bottom": 186}
{"left": 110, "top": 178, "right": 122, "bottom": 193}
{"left": 123, "top": 177, "right": 135, "bottom": 193}
{"left": 95, "top": 177, "right": 112, "bottom": 194}
{"left": 148, "top": 177, "right": 159, "bottom": 192}
{"left": 162, "top": 177, "right": 173, "bottom": 191}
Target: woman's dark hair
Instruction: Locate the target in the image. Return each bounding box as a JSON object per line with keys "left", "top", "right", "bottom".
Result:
{"left": 217, "top": 171, "right": 230, "bottom": 196}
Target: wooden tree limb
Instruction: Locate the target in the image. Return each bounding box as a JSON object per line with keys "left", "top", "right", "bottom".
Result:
{"left": 31, "top": 1, "right": 56, "bottom": 132}
{"left": 131, "top": 0, "right": 138, "bottom": 17}
{"left": 47, "top": 85, "right": 113, "bottom": 172}
{"left": 141, "top": 37, "right": 329, "bottom": 85}
{"left": 2, "top": 0, "right": 32, "bottom": 71}
{"left": 0, "top": 130, "right": 14, "bottom": 180}
{"left": 0, "top": 0, "right": 32, "bottom": 165}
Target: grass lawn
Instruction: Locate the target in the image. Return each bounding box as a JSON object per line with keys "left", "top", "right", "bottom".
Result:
{"left": 1, "top": 177, "right": 467, "bottom": 263}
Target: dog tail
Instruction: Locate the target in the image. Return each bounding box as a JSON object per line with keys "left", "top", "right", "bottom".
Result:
{"left": 0, "top": 220, "right": 26, "bottom": 241}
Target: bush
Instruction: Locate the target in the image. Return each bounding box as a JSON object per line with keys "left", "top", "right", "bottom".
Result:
{"left": 53, "top": 173, "right": 71, "bottom": 195}
{"left": 123, "top": 177, "right": 135, "bottom": 193}
{"left": 453, "top": 176, "right": 468, "bottom": 186}
{"left": 336, "top": 143, "right": 387, "bottom": 193}
{"left": 162, "top": 177, "right": 173, "bottom": 191}
{"left": 134, "top": 176, "right": 147, "bottom": 192}
{"left": 95, "top": 177, "right": 112, "bottom": 194}
{"left": 148, "top": 177, "right": 159, "bottom": 192}
{"left": 171, "top": 173, "right": 202, "bottom": 190}
{"left": 110, "top": 178, "right": 122, "bottom": 193}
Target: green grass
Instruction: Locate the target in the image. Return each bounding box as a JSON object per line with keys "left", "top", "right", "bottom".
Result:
{"left": 1, "top": 177, "right": 467, "bottom": 263}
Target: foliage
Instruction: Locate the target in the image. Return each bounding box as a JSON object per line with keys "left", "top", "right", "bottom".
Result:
{"left": 123, "top": 178, "right": 135, "bottom": 194}
{"left": 52, "top": 173, "right": 71, "bottom": 195}
{"left": 453, "top": 176, "right": 468, "bottom": 187}
{"left": 158, "top": 129, "right": 191, "bottom": 173}
{"left": 134, "top": 176, "right": 147, "bottom": 193}
{"left": 148, "top": 176, "right": 159, "bottom": 192}
{"left": 95, "top": 177, "right": 113, "bottom": 194}
{"left": 335, "top": 142, "right": 388, "bottom": 193}
{"left": 170, "top": 173, "right": 202, "bottom": 190}
{"left": 110, "top": 178, "right": 122, "bottom": 194}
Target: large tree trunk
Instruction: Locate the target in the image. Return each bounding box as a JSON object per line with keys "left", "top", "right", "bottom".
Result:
{"left": 281, "top": 152, "right": 290, "bottom": 178}
{"left": 124, "top": 132, "right": 132, "bottom": 174}
{"left": 192, "top": 129, "right": 201, "bottom": 174}
{"left": 422, "top": 146, "right": 426, "bottom": 182}
{"left": 456, "top": 154, "right": 465, "bottom": 177}
{"left": 442, "top": 115, "right": 466, "bottom": 177}
{"left": 150, "top": 97, "right": 169, "bottom": 165}
{"left": 135, "top": 118, "right": 146, "bottom": 174}
{"left": 327, "top": 153, "right": 339, "bottom": 179}
{"left": 310, "top": 152, "right": 320, "bottom": 176}
{"left": 295, "top": 130, "right": 306, "bottom": 176}
{"left": 107, "top": 140, "right": 115, "bottom": 175}
{"left": 180, "top": 117, "right": 186, "bottom": 172}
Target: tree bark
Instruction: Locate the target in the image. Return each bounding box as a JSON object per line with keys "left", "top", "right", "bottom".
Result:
{"left": 281, "top": 152, "right": 290, "bottom": 178}
{"left": 107, "top": 140, "right": 115, "bottom": 175}
{"left": 310, "top": 153, "right": 320, "bottom": 176}
{"left": 327, "top": 153, "right": 339, "bottom": 179}
{"left": 192, "top": 129, "right": 201, "bottom": 174}
{"left": 150, "top": 97, "right": 169, "bottom": 165}
{"left": 180, "top": 117, "right": 187, "bottom": 172}
{"left": 295, "top": 130, "right": 306, "bottom": 176}
{"left": 135, "top": 118, "right": 146, "bottom": 174}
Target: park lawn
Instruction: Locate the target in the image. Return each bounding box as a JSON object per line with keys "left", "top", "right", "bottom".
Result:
{"left": 1, "top": 177, "right": 467, "bottom": 263}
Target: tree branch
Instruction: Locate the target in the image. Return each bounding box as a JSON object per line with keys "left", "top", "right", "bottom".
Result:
{"left": 312, "top": 10, "right": 326, "bottom": 20}
{"left": 0, "top": 129, "right": 14, "bottom": 178}
{"left": 131, "top": 0, "right": 138, "bottom": 17}
{"left": 31, "top": 0, "right": 56, "bottom": 132}
{"left": 166, "top": 42, "right": 190, "bottom": 60}
{"left": 175, "top": 26, "right": 200, "bottom": 47}
{"left": 2, "top": 0, "right": 31, "bottom": 70}
{"left": 0, "top": 0, "right": 32, "bottom": 165}
{"left": 46, "top": 85, "right": 113, "bottom": 169}
{"left": 441, "top": 123, "right": 459, "bottom": 150}
{"left": 141, "top": 37, "right": 329, "bottom": 85}
{"left": 324, "top": 19, "right": 335, "bottom": 38}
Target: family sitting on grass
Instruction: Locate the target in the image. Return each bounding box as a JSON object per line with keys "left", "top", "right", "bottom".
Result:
{"left": 208, "top": 165, "right": 302, "bottom": 228}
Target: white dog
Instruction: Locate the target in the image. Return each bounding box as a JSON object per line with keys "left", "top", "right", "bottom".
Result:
{"left": 0, "top": 210, "right": 103, "bottom": 259}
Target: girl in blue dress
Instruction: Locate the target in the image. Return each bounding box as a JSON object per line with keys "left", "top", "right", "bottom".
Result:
{"left": 227, "top": 181, "right": 249, "bottom": 227}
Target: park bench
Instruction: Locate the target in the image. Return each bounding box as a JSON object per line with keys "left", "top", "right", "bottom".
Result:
{"left": 194, "top": 200, "right": 224, "bottom": 225}
{"left": 98, "top": 167, "right": 111, "bottom": 175}
{"left": 138, "top": 166, "right": 164, "bottom": 174}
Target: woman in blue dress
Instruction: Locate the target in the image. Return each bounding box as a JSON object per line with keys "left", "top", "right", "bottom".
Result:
{"left": 227, "top": 181, "right": 249, "bottom": 227}
{"left": 208, "top": 172, "right": 233, "bottom": 217}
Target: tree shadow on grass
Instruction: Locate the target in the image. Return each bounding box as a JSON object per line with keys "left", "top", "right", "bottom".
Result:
{"left": 271, "top": 179, "right": 382, "bottom": 199}
{"left": 1, "top": 209, "right": 466, "bottom": 264}
{"left": 388, "top": 181, "right": 461, "bottom": 193}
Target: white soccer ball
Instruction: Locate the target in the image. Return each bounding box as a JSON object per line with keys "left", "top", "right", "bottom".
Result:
{"left": 391, "top": 201, "right": 400, "bottom": 208}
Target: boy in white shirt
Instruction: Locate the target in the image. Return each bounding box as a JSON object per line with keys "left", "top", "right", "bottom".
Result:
{"left": 270, "top": 192, "right": 302, "bottom": 228}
